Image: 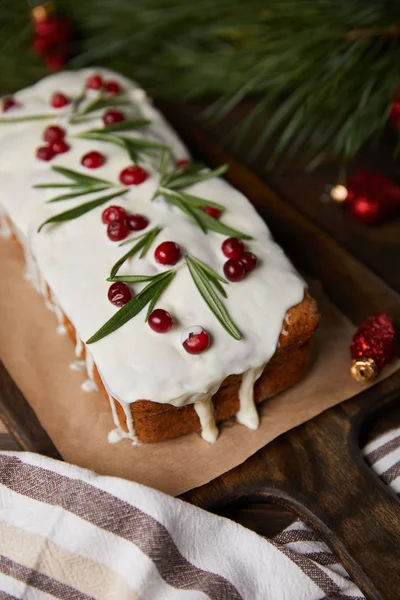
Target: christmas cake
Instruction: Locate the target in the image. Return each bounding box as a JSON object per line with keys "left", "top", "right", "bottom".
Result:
{"left": 0, "top": 68, "right": 319, "bottom": 444}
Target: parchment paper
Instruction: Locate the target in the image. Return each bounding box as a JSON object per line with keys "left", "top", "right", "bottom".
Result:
{"left": 0, "top": 237, "right": 398, "bottom": 496}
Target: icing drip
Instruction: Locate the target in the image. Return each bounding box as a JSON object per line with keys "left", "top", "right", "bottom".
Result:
{"left": 51, "top": 296, "right": 66, "bottom": 335}
{"left": 194, "top": 396, "right": 218, "bottom": 443}
{"left": 82, "top": 348, "right": 99, "bottom": 392}
{"left": 81, "top": 379, "right": 98, "bottom": 392}
{"left": 75, "top": 334, "right": 83, "bottom": 359}
{"left": 120, "top": 401, "right": 139, "bottom": 445}
{"left": 70, "top": 359, "right": 85, "bottom": 371}
{"left": 236, "top": 365, "right": 265, "bottom": 430}
{"left": 108, "top": 428, "right": 129, "bottom": 444}
{"left": 0, "top": 210, "right": 11, "bottom": 238}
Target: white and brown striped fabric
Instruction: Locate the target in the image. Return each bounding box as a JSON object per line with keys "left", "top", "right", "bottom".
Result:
{"left": 0, "top": 428, "right": 398, "bottom": 600}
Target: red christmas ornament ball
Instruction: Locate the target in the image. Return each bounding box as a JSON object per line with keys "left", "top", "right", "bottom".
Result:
{"left": 350, "top": 313, "right": 396, "bottom": 383}
{"left": 390, "top": 102, "right": 400, "bottom": 128}
{"left": 344, "top": 170, "right": 400, "bottom": 224}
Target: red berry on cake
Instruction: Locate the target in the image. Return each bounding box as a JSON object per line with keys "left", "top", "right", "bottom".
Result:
{"left": 107, "top": 219, "right": 129, "bottom": 242}
{"left": 81, "top": 151, "right": 106, "bottom": 169}
{"left": 154, "top": 241, "right": 181, "bottom": 265}
{"left": 148, "top": 309, "right": 173, "bottom": 333}
{"left": 103, "top": 109, "right": 125, "bottom": 125}
{"left": 200, "top": 206, "right": 221, "bottom": 219}
{"left": 223, "top": 258, "right": 246, "bottom": 282}
{"left": 175, "top": 158, "right": 189, "bottom": 168}
{"left": 51, "top": 140, "right": 70, "bottom": 155}
{"left": 119, "top": 165, "right": 148, "bottom": 186}
{"left": 86, "top": 73, "right": 103, "bottom": 90}
{"left": 182, "top": 326, "right": 210, "bottom": 354}
{"left": 240, "top": 252, "right": 257, "bottom": 272}
{"left": 50, "top": 92, "right": 70, "bottom": 108}
{"left": 108, "top": 282, "right": 132, "bottom": 307}
{"left": 2, "top": 97, "right": 18, "bottom": 112}
{"left": 221, "top": 237, "right": 244, "bottom": 259}
{"left": 102, "top": 205, "right": 127, "bottom": 225}
{"left": 104, "top": 80, "right": 121, "bottom": 94}
{"left": 43, "top": 125, "right": 65, "bottom": 143}
{"left": 36, "top": 145, "right": 55, "bottom": 161}
{"left": 127, "top": 214, "right": 149, "bottom": 231}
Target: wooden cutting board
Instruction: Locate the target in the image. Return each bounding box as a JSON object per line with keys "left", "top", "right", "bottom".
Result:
{"left": 1, "top": 103, "right": 399, "bottom": 600}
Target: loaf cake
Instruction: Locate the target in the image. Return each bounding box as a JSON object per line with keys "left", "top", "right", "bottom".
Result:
{"left": 0, "top": 68, "right": 319, "bottom": 444}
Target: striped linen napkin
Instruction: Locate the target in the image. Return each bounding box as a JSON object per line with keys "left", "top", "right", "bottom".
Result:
{"left": 0, "top": 428, "right": 398, "bottom": 600}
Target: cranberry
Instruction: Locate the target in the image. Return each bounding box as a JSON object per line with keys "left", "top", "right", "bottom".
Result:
{"left": 221, "top": 237, "right": 244, "bottom": 259}
{"left": 108, "top": 282, "right": 132, "bottom": 307}
{"left": 50, "top": 92, "right": 70, "bottom": 108}
{"left": 154, "top": 241, "right": 181, "bottom": 265}
{"left": 103, "top": 109, "right": 125, "bottom": 125}
{"left": 148, "top": 309, "right": 173, "bottom": 333}
{"left": 107, "top": 219, "right": 129, "bottom": 242}
{"left": 182, "top": 326, "right": 210, "bottom": 354}
{"left": 81, "top": 151, "right": 106, "bottom": 169}
{"left": 200, "top": 206, "right": 221, "bottom": 219}
{"left": 127, "top": 214, "right": 149, "bottom": 231}
{"left": 51, "top": 140, "right": 70, "bottom": 154}
{"left": 43, "top": 125, "right": 65, "bottom": 143}
{"left": 119, "top": 165, "right": 148, "bottom": 186}
{"left": 104, "top": 80, "right": 121, "bottom": 94}
{"left": 86, "top": 73, "right": 103, "bottom": 90}
{"left": 2, "top": 97, "right": 17, "bottom": 112}
{"left": 240, "top": 252, "right": 257, "bottom": 272}
{"left": 223, "top": 259, "right": 246, "bottom": 282}
{"left": 176, "top": 158, "right": 189, "bottom": 168}
{"left": 36, "top": 145, "right": 55, "bottom": 161}
{"left": 102, "top": 205, "right": 127, "bottom": 224}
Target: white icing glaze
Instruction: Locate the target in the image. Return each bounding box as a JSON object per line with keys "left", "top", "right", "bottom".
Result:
{"left": 0, "top": 68, "right": 306, "bottom": 420}
{"left": 194, "top": 395, "right": 218, "bottom": 443}
{"left": 75, "top": 334, "right": 83, "bottom": 359}
{"left": 236, "top": 365, "right": 265, "bottom": 430}
{"left": 108, "top": 427, "right": 129, "bottom": 444}
{"left": 120, "top": 401, "right": 139, "bottom": 445}
{"left": 81, "top": 379, "right": 98, "bottom": 392}
{"left": 69, "top": 359, "right": 85, "bottom": 371}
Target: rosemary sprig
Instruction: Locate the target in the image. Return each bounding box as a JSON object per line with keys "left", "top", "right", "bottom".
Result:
{"left": 86, "top": 270, "right": 175, "bottom": 344}
{"left": 0, "top": 114, "right": 56, "bottom": 124}
{"left": 34, "top": 166, "right": 116, "bottom": 204}
{"left": 37, "top": 189, "right": 127, "bottom": 232}
{"left": 77, "top": 119, "right": 150, "bottom": 134}
{"left": 76, "top": 128, "right": 168, "bottom": 163}
{"left": 46, "top": 186, "right": 111, "bottom": 203}
{"left": 186, "top": 256, "right": 242, "bottom": 340}
{"left": 69, "top": 95, "right": 130, "bottom": 124}
{"left": 109, "top": 226, "right": 162, "bottom": 278}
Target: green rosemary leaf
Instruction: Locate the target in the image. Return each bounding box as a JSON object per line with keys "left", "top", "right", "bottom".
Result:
{"left": 118, "top": 230, "right": 150, "bottom": 246}
{"left": 46, "top": 185, "right": 110, "bottom": 203}
{"left": 109, "top": 226, "right": 161, "bottom": 277}
{"left": 145, "top": 271, "right": 176, "bottom": 321}
{"left": 86, "top": 271, "right": 175, "bottom": 344}
{"left": 37, "top": 189, "right": 127, "bottom": 232}
{"left": 163, "top": 192, "right": 207, "bottom": 233}
{"left": 160, "top": 149, "right": 171, "bottom": 182}
{"left": 186, "top": 257, "right": 241, "bottom": 340}
{"left": 167, "top": 164, "right": 228, "bottom": 190}
{"left": 192, "top": 207, "right": 252, "bottom": 239}
{"left": 0, "top": 114, "right": 56, "bottom": 124}
{"left": 70, "top": 95, "right": 130, "bottom": 121}
{"left": 85, "top": 119, "right": 150, "bottom": 134}
{"left": 159, "top": 187, "right": 225, "bottom": 211}
{"left": 34, "top": 183, "right": 83, "bottom": 189}
{"left": 51, "top": 165, "right": 114, "bottom": 187}
{"left": 107, "top": 272, "right": 170, "bottom": 283}
{"left": 189, "top": 256, "right": 227, "bottom": 284}
{"left": 74, "top": 130, "right": 126, "bottom": 147}
{"left": 139, "top": 226, "right": 162, "bottom": 258}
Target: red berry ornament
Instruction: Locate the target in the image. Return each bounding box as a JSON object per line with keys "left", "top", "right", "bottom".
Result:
{"left": 36, "top": 145, "right": 55, "bottom": 161}
{"left": 240, "top": 252, "right": 257, "bottom": 272}
{"left": 51, "top": 140, "right": 70, "bottom": 154}
{"left": 108, "top": 282, "right": 132, "bottom": 307}
{"left": 105, "top": 80, "right": 121, "bottom": 95}
{"left": 182, "top": 326, "right": 211, "bottom": 354}
{"left": 223, "top": 258, "right": 246, "bottom": 282}
{"left": 127, "top": 214, "right": 149, "bottom": 231}
{"left": 50, "top": 92, "right": 69, "bottom": 108}
{"left": 148, "top": 309, "right": 173, "bottom": 333}
{"left": 107, "top": 220, "right": 129, "bottom": 242}
{"left": 102, "top": 205, "right": 127, "bottom": 225}
{"left": 390, "top": 102, "right": 400, "bottom": 129}
{"left": 350, "top": 313, "right": 396, "bottom": 384}
{"left": 103, "top": 109, "right": 125, "bottom": 125}
{"left": 119, "top": 165, "right": 148, "bottom": 186}
{"left": 154, "top": 241, "right": 181, "bottom": 265}
{"left": 81, "top": 151, "right": 106, "bottom": 169}
{"left": 222, "top": 237, "right": 244, "bottom": 259}
{"left": 2, "top": 97, "right": 17, "bottom": 112}
{"left": 86, "top": 74, "right": 103, "bottom": 90}
{"left": 43, "top": 125, "right": 65, "bottom": 143}
{"left": 200, "top": 206, "right": 221, "bottom": 219}
{"left": 176, "top": 158, "right": 189, "bottom": 168}
{"left": 344, "top": 170, "right": 400, "bottom": 224}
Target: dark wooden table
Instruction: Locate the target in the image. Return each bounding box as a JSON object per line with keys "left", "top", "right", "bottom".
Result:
{"left": 1, "top": 101, "right": 399, "bottom": 600}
